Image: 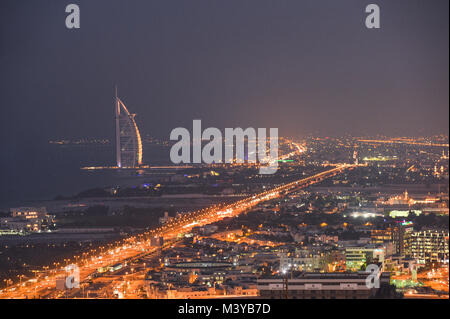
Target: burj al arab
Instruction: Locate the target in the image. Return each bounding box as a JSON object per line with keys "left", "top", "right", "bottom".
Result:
{"left": 115, "top": 88, "right": 143, "bottom": 168}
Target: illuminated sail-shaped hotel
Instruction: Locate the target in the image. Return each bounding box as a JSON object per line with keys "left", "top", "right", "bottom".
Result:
{"left": 115, "top": 89, "right": 143, "bottom": 168}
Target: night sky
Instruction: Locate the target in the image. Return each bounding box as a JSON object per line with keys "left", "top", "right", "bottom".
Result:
{"left": 0, "top": 1, "right": 448, "bottom": 204}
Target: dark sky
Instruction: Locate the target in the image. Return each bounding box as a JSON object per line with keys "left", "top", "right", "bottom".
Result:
{"left": 0, "top": 0, "right": 448, "bottom": 205}
{"left": 0, "top": 0, "right": 448, "bottom": 146}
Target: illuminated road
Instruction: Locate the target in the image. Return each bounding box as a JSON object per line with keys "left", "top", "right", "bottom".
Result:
{"left": 1, "top": 157, "right": 356, "bottom": 299}
{"left": 358, "top": 139, "right": 449, "bottom": 148}
{"left": 278, "top": 141, "right": 306, "bottom": 161}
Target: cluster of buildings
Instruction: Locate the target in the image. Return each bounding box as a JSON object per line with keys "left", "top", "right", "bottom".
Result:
{"left": 0, "top": 207, "right": 55, "bottom": 235}
{"left": 140, "top": 185, "right": 448, "bottom": 299}
{"left": 141, "top": 230, "right": 403, "bottom": 299}
{"left": 144, "top": 237, "right": 263, "bottom": 298}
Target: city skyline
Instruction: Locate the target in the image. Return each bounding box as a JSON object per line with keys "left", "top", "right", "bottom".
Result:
{"left": 0, "top": 0, "right": 448, "bottom": 303}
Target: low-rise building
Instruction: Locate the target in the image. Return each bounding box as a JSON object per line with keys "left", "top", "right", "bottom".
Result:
{"left": 0, "top": 207, "right": 54, "bottom": 233}
{"left": 257, "top": 272, "right": 393, "bottom": 299}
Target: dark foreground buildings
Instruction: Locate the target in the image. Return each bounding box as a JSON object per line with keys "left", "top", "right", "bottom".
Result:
{"left": 257, "top": 272, "right": 398, "bottom": 299}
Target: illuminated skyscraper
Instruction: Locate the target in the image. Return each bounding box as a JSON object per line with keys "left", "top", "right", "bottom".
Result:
{"left": 115, "top": 88, "right": 143, "bottom": 168}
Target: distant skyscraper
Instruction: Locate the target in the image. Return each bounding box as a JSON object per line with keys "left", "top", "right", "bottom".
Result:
{"left": 115, "top": 88, "right": 143, "bottom": 168}
{"left": 353, "top": 148, "right": 358, "bottom": 165}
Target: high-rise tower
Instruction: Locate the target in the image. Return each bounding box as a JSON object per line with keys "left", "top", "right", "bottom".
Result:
{"left": 115, "top": 88, "right": 143, "bottom": 168}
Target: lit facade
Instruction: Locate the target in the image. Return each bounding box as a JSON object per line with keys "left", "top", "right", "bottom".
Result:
{"left": 0, "top": 207, "right": 54, "bottom": 233}
{"left": 345, "top": 247, "right": 385, "bottom": 271}
{"left": 115, "top": 91, "right": 143, "bottom": 168}
{"left": 406, "top": 230, "right": 449, "bottom": 264}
